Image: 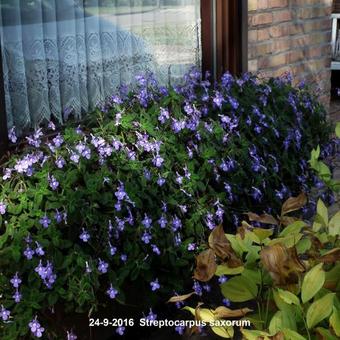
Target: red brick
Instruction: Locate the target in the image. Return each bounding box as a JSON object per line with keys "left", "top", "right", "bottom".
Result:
{"left": 251, "top": 13, "right": 273, "bottom": 26}
{"left": 268, "top": 0, "right": 288, "bottom": 8}
{"left": 269, "top": 25, "right": 289, "bottom": 37}
{"left": 273, "top": 9, "right": 292, "bottom": 23}
{"left": 258, "top": 0, "right": 268, "bottom": 9}
{"left": 258, "top": 53, "right": 288, "bottom": 68}
{"left": 273, "top": 39, "right": 291, "bottom": 52}
{"left": 289, "top": 50, "right": 305, "bottom": 63}
{"left": 257, "top": 28, "right": 270, "bottom": 41}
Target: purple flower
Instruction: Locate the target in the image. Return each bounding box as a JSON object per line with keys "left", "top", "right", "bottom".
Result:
{"left": 144, "top": 168, "right": 151, "bottom": 180}
{"left": 108, "top": 242, "right": 117, "bottom": 256}
{"left": 120, "top": 254, "right": 127, "bottom": 262}
{"left": 151, "top": 244, "right": 161, "bottom": 255}
{"left": 0, "top": 202, "right": 7, "bottom": 215}
{"left": 193, "top": 281, "right": 202, "bottom": 296}
{"left": 158, "top": 215, "right": 167, "bottom": 228}
{"left": 142, "top": 214, "right": 152, "bottom": 228}
{"left": 157, "top": 176, "right": 166, "bottom": 186}
{"left": 24, "top": 246, "right": 34, "bottom": 260}
{"left": 174, "top": 233, "right": 182, "bottom": 246}
{"left": 187, "top": 243, "right": 196, "bottom": 251}
{"left": 115, "top": 182, "right": 127, "bottom": 201}
{"left": 141, "top": 232, "right": 152, "bottom": 244}
{"left": 116, "top": 326, "right": 125, "bottom": 336}
{"left": 205, "top": 213, "right": 215, "bottom": 230}
{"left": 39, "top": 215, "right": 51, "bottom": 228}
{"left": 48, "top": 174, "right": 59, "bottom": 190}
{"left": 70, "top": 152, "right": 80, "bottom": 164}
{"left": 79, "top": 228, "right": 90, "bottom": 242}
{"left": 150, "top": 279, "right": 160, "bottom": 291}
{"left": 29, "top": 317, "right": 44, "bottom": 338}
{"left": 171, "top": 119, "right": 186, "bottom": 133}
{"left": 251, "top": 186, "right": 263, "bottom": 202}
{"left": 48, "top": 121, "right": 56, "bottom": 131}
{"left": 35, "top": 260, "right": 56, "bottom": 288}
{"left": 97, "top": 259, "right": 109, "bottom": 274}
{"left": 172, "top": 215, "right": 182, "bottom": 232}
{"left": 54, "top": 210, "right": 63, "bottom": 223}
{"left": 107, "top": 284, "right": 118, "bottom": 299}
{"left": 213, "top": 91, "right": 224, "bottom": 108}
{"left": 146, "top": 308, "right": 157, "bottom": 321}
{"left": 152, "top": 154, "right": 164, "bottom": 168}
{"left": 8, "top": 127, "right": 17, "bottom": 143}
{"left": 13, "top": 289, "right": 22, "bottom": 303}
{"left": 158, "top": 107, "right": 170, "bottom": 124}
{"left": 1, "top": 306, "right": 10, "bottom": 321}
{"left": 175, "top": 326, "right": 185, "bottom": 335}
{"left": 203, "top": 284, "right": 211, "bottom": 292}
{"left": 228, "top": 96, "right": 239, "bottom": 110}
{"left": 55, "top": 157, "right": 66, "bottom": 169}
{"left": 52, "top": 134, "right": 63, "bottom": 147}
{"left": 10, "top": 272, "right": 22, "bottom": 288}
{"left": 3, "top": 168, "right": 12, "bottom": 180}
{"left": 222, "top": 298, "right": 231, "bottom": 307}
{"left": 175, "top": 173, "right": 183, "bottom": 185}
{"left": 218, "top": 275, "right": 228, "bottom": 284}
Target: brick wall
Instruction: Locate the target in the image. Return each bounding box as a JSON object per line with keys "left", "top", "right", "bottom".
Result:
{"left": 248, "top": 0, "right": 333, "bottom": 108}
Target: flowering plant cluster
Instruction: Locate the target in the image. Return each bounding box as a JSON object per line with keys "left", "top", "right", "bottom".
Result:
{"left": 0, "top": 70, "right": 334, "bottom": 338}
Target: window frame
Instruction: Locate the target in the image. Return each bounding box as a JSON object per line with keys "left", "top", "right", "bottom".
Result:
{"left": 0, "top": 0, "right": 248, "bottom": 153}
{"left": 201, "top": 0, "right": 248, "bottom": 79}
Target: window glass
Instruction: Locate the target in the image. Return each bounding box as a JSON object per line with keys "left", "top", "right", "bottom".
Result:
{"left": 0, "top": 0, "right": 201, "bottom": 133}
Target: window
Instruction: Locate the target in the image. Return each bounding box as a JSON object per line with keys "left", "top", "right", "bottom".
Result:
{"left": 0, "top": 0, "right": 247, "bottom": 151}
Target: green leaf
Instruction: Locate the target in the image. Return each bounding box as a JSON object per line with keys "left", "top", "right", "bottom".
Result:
{"left": 273, "top": 290, "right": 294, "bottom": 313}
{"left": 241, "top": 329, "right": 270, "bottom": 340}
{"left": 282, "top": 328, "right": 306, "bottom": 340}
{"left": 269, "top": 310, "right": 296, "bottom": 334}
{"left": 296, "top": 238, "right": 312, "bottom": 254}
{"left": 301, "top": 263, "right": 325, "bottom": 303}
{"left": 221, "top": 276, "right": 258, "bottom": 302}
{"left": 211, "top": 326, "right": 234, "bottom": 338}
{"left": 315, "top": 327, "right": 338, "bottom": 340}
{"left": 330, "top": 307, "right": 340, "bottom": 337}
{"left": 306, "top": 293, "right": 335, "bottom": 329}
{"left": 329, "top": 211, "right": 340, "bottom": 236}
{"left": 280, "top": 221, "right": 306, "bottom": 237}
{"left": 253, "top": 228, "right": 273, "bottom": 242}
{"left": 336, "top": 122, "right": 340, "bottom": 138}
{"left": 277, "top": 289, "right": 300, "bottom": 306}
{"left": 310, "top": 145, "right": 320, "bottom": 162}
{"left": 215, "top": 265, "right": 244, "bottom": 276}
{"left": 317, "top": 199, "right": 328, "bottom": 227}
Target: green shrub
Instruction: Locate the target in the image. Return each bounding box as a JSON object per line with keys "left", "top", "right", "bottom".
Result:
{"left": 0, "top": 71, "right": 333, "bottom": 338}
{"left": 176, "top": 195, "right": 340, "bottom": 339}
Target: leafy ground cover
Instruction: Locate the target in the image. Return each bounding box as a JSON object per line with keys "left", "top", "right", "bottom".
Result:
{"left": 0, "top": 70, "right": 336, "bottom": 339}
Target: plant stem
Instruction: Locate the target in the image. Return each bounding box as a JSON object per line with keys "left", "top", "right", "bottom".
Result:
{"left": 299, "top": 305, "right": 311, "bottom": 340}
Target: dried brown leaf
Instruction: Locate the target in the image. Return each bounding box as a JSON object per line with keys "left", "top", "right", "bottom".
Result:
{"left": 260, "top": 243, "right": 305, "bottom": 285}
{"left": 214, "top": 306, "right": 252, "bottom": 318}
{"left": 281, "top": 193, "right": 307, "bottom": 216}
{"left": 280, "top": 216, "right": 299, "bottom": 226}
{"left": 320, "top": 248, "right": 340, "bottom": 263}
{"left": 167, "top": 292, "right": 196, "bottom": 303}
{"left": 270, "top": 331, "right": 285, "bottom": 340}
{"left": 193, "top": 249, "right": 217, "bottom": 282}
{"left": 246, "top": 212, "right": 278, "bottom": 225}
{"left": 208, "top": 225, "right": 242, "bottom": 267}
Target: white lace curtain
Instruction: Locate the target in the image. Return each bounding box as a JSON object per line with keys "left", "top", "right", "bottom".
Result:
{"left": 0, "top": 0, "right": 201, "bottom": 134}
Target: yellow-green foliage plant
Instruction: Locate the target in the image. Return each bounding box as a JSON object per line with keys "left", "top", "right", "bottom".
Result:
{"left": 169, "top": 194, "right": 340, "bottom": 339}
